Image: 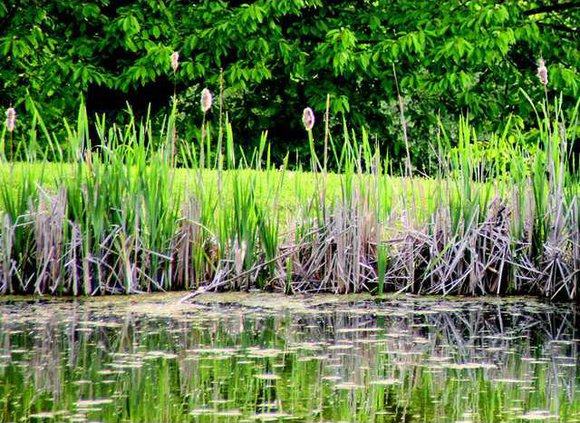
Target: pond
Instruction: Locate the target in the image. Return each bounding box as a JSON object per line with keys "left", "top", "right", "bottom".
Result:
{"left": 0, "top": 293, "right": 578, "bottom": 422}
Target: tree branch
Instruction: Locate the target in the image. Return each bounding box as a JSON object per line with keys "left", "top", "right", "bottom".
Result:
{"left": 523, "top": 2, "right": 580, "bottom": 16}
{"left": 536, "top": 21, "right": 579, "bottom": 35}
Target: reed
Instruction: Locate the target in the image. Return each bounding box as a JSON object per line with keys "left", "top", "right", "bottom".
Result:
{"left": 0, "top": 93, "right": 578, "bottom": 299}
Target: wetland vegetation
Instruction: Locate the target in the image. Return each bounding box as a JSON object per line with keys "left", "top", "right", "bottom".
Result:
{"left": 0, "top": 2, "right": 579, "bottom": 422}
{"left": 1, "top": 1, "right": 578, "bottom": 299}
{"left": 0, "top": 95, "right": 578, "bottom": 299}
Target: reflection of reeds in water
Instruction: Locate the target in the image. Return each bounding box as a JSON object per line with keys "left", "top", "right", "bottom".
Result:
{"left": 0, "top": 94, "right": 578, "bottom": 300}
{"left": 0, "top": 299, "right": 577, "bottom": 422}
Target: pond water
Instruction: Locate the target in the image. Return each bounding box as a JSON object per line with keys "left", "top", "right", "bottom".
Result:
{"left": 0, "top": 293, "right": 578, "bottom": 423}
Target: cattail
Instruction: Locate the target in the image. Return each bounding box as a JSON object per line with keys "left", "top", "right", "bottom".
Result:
{"left": 302, "top": 107, "right": 315, "bottom": 131}
{"left": 201, "top": 88, "right": 213, "bottom": 113}
{"left": 170, "top": 51, "right": 179, "bottom": 73}
{"left": 5, "top": 107, "right": 15, "bottom": 132}
{"left": 537, "top": 58, "right": 548, "bottom": 86}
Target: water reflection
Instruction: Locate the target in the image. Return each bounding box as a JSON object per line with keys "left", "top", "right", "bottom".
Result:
{"left": 0, "top": 296, "right": 578, "bottom": 422}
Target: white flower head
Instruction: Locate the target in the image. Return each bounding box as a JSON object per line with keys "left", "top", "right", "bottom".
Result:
{"left": 5, "top": 107, "right": 16, "bottom": 132}
{"left": 302, "top": 107, "right": 315, "bottom": 131}
{"left": 537, "top": 58, "right": 548, "bottom": 86}
{"left": 201, "top": 88, "right": 213, "bottom": 113}
{"left": 170, "top": 51, "right": 179, "bottom": 73}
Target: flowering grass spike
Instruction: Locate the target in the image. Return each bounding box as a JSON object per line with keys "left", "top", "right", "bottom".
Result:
{"left": 537, "top": 58, "right": 548, "bottom": 86}
{"left": 5, "top": 107, "right": 16, "bottom": 132}
{"left": 171, "top": 51, "right": 179, "bottom": 73}
{"left": 201, "top": 88, "right": 213, "bottom": 113}
{"left": 302, "top": 107, "right": 315, "bottom": 131}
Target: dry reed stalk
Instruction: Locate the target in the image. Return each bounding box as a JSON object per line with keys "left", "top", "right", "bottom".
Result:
{"left": 0, "top": 213, "right": 14, "bottom": 294}
{"left": 172, "top": 198, "right": 212, "bottom": 290}
{"left": 572, "top": 198, "right": 579, "bottom": 288}
{"left": 115, "top": 230, "right": 138, "bottom": 294}
{"left": 33, "top": 188, "right": 66, "bottom": 294}
{"left": 277, "top": 191, "right": 377, "bottom": 295}
{"left": 475, "top": 200, "right": 512, "bottom": 294}
{"left": 65, "top": 222, "right": 83, "bottom": 296}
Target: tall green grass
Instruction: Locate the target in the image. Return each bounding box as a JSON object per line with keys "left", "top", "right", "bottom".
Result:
{"left": 0, "top": 94, "right": 578, "bottom": 299}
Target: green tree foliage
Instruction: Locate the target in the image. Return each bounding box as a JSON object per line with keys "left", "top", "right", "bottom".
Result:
{"left": 1, "top": 1, "right": 578, "bottom": 167}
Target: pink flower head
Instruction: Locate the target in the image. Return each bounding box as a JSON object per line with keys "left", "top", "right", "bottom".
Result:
{"left": 201, "top": 88, "right": 213, "bottom": 113}
{"left": 5, "top": 107, "right": 16, "bottom": 132}
{"left": 537, "top": 58, "right": 548, "bottom": 86}
{"left": 170, "top": 51, "right": 179, "bottom": 73}
{"left": 302, "top": 107, "right": 315, "bottom": 131}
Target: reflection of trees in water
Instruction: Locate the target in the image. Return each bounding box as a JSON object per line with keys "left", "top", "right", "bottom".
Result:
{"left": 0, "top": 299, "right": 578, "bottom": 417}
{"left": 275, "top": 301, "right": 580, "bottom": 409}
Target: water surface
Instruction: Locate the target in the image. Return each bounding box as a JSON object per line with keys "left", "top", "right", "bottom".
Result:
{"left": 1, "top": 294, "right": 579, "bottom": 422}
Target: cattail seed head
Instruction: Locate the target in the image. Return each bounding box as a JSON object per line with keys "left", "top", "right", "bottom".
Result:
{"left": 170, "top": 51, "right": 179, "bottom": 72}
{"left": 302, "top": 107, "right": 315, "bottom": 131}
{"left": 537, "top": 58, "right": 548, "bottom": 86}
{"left": 5, "top": 107, "right": 16, "bottom": 132}
{"left": 201, "top": 88, "right": 213, "bottom": 114}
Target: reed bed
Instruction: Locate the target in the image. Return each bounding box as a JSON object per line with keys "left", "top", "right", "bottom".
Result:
{"left": 0, "top": 97, "right": 578, "bottom": 299}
